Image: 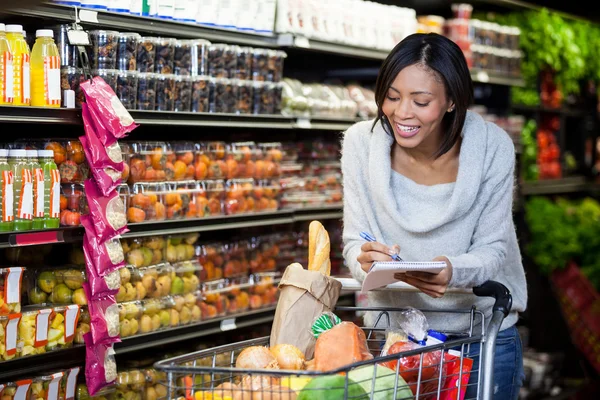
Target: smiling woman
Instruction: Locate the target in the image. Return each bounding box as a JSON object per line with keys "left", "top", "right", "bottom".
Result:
{"left": 341, "top": 33, "right": 527, "bottom": 400}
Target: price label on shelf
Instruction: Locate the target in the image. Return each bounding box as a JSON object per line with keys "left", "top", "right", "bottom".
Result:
{"left": 296, "top": 118, "right": 312, "bottom": 129}
{"left": 294, "top": 36, "right": 311, "bottom": 49}
{"left": 220, "top": 318, "right": 237, "bottom": 332}
{"left": 79, "top": 10, "right": 99, "bottom": 24}
{"left": 12, "top": 230, "right": 63, "bottom": 247}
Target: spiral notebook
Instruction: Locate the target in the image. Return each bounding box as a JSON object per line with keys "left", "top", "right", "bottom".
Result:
{"left": 361, "top": 261, "right": 446, "bottom": 293}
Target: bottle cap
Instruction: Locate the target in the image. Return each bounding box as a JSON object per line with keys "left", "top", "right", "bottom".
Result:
{"left": 0, "top": 149, "right": 8, "bottom": 157}
{"left": 26, "top": 150, "right": 38, "bottom": 158}
{"left": 9, "top": 149, "right": 27, "bottom": 157}
{"left": 38, "top": 150, "right": 54, "bottom": 158}
{"left": 5, "top": 25, "right": 24, "bottom": 34}
{"left": 36, "top": 29, "right": 54, "bottom": 38}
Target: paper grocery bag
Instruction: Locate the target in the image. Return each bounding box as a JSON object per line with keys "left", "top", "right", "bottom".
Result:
{"left": 270, "top": 263, "right": 342, "bottom": 359}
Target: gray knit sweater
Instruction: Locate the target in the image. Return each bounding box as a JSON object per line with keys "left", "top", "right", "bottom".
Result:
{"left": 341, "top": 111, "right": 527, "bottom": 332}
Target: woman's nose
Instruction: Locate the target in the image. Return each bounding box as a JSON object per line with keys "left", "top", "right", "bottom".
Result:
{"left": 394, "top": 100, "right": 413, "bottom": 120}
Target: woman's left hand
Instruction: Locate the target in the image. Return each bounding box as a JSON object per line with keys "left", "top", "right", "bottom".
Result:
{"left": 395, "top": 256, "right": 453, "bottom": 298}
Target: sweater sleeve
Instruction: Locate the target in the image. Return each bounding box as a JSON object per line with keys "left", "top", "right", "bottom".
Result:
{"left": 341, "top": 124, "right": 369, "bottom": 282}
{"left": 446, "top": 131, "right": 516, "bottom": 289}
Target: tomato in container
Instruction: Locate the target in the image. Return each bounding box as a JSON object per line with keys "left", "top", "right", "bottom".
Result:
{"left": 254, "top": 180, "right": 281, "bottom": 212}
{"left": 225, "top": 178, "right": 255, "bottom": 215}
{"left": 172, "top": 141, "right": 196, "bottom": 181}
{"left": 196, "top": 242, "right": 225, "bottom": 281}
{"left": 226, "top": 141, "right": 258, "bottom": 179}
{"left": 44, "top": 140, "right": 88, "bottom": 183}
{"left": 127, "top": 141, "right": 171, "bottom": 183}
{"left": 60, "top": 183, "right": 86, "bottom": 226}
{"left": 128, "top": 183, "right": 167, "bottom": 223}
{"left": 193, "top": 180, "right": 224, "bottom": 218}
{"left": 257, "top": 142, "right": 283, "bottom": 179}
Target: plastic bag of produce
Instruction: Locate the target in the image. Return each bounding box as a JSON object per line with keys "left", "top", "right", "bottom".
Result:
{"left": 83, "top": 283, "right": 120, "bottom": 344}
{"left": 81, "top": 215, "right": 125, "bottom": 276}
{"left": 81, "top": 76, "right": 137, "bottom": 139}
{"left": 83, "top": 332, "right": 119, "bottom": 396}
{"left": 84, "top": 179, "right": 128, "bottom": 243}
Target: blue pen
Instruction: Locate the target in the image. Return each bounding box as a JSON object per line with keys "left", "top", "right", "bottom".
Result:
{"left": 359, "top": 231, "right": 402, "bottom": 261}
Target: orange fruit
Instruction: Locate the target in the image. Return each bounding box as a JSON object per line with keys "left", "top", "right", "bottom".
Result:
{"left": 127, "top": 207, "right": 146, "bottom": 223}
{"left": 173, "top": 160, "right": 187, "bottom": 180}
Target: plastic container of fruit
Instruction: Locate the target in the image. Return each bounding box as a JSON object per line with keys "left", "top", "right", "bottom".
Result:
{"left": 30, "top": 372, "right": 65, "bottom": 400}
{"left": 224, "top": 178, "right": 256, "bottom": 215}
{"left": 193, "top": 180, "right": 225, "bottom": 218}
{"left": 138, "top": 264, "right": 174, "bottom": 300}
{"left": 25, "top": 267, "right": 87, "bottom": 306}
{"left": 222, "top": 240, "right": 250, "bottom": 278}
{"left": 254, "top": 180, "right": 281, "bottom": 212}
{"left": 113, "top": 369, "right": 148, "bottom": 400}
{"left": 75, "top": 383, "right": 115, "bottom": 400}
{"left": 280, "top": 192, "right": 329, "bottom": 209}
{"left": 0, "top": 267, "right": 25, "bottom": 315}
{"left": 122, "top": 236, "right": 166, "bottom": 269}
{"left": 140, "top": 296, "right": 173, "bottom": 333}
{"left": 201, "top": 141, "right": 228, "bottom": 180}
{"left": 165, "top": 234, "right": 199, "bottom": 264}
{"left": 18, "top": 307, "right": 53, "bottom": 358}
{"left": 115, "top": 265, "right": 143, "bottom": 303}
{"left": 163, "top": 180, "right": 195, "bottom": 220}
{"left": 256, "top": 142, "right": 283, "bottom": 179}
{"left": 249, "top": 272, "right": 281, "bottom": 309}
{"left": 1, "top": 314, "right": 20, "bottom": 361}
{"left": 128, "top": 182, "right": 167, "bottom": 223}
{"left": 226, "top": 141, "right": 258, "bottom": 179}
{"left": 171, "top": 261, "right": 202, "bottom": 295}
{"left": 169, "top": 292, "right": 201, "bottom": 327}
{"left": 196, "top": 242, "right": 225, "bottom": 282}
{"left": 249, "top": 235, "right": 280, "bottom": 274}
{"left": 43, "top": 140, "right": 89, "bottom": 183}
{"left": 74, "top": 307, "right": 90, "bottom": 345}
{"left": 126, "top": 141, "right": 172, "bottom": 183}
{"left": 59, "top": 183, "right": 87, "bottom": 227}
{"left": 225, "top": 277, "right": 251, "bottom": 315}
{"left": 46, "top": 305, "right": 80, "bottom": 351}
{"left": 198, "top": 281, "right": 228, "bottom": 320}
{"left": 172, "top": 141, "right": 196, "bottom": 181}
{"left": 117, "top": 300, "right": 143, "bottom": 338}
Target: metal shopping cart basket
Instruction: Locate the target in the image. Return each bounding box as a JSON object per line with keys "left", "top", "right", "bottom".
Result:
{"left": 155, "top": 280, "right": 512, "bottom": 400}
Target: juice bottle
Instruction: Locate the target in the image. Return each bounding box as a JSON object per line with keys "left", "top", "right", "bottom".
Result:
{"left": 27, "top": 150, "right": 44, "bottom": 230}
{"left": 31, "top": 30, "right": 61, "bottom": 108}
{"left": 5, "top": 25, "right": 30, "bottom": 106}
{"left": 39, "top": 150, "right": 60, "bottom": 229}
{"left": 9, "top": 149, "right": 33, "bottom": 231}
{"left": 0, "top": 24, "right": 14, "bottom": 105}
{"left": 0, "top": 149, "right": 14, "bottom": 232}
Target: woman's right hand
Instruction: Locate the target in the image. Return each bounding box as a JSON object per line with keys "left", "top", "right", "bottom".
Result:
{"left": 357, "top": 242, "right": 401, "bottom": 273}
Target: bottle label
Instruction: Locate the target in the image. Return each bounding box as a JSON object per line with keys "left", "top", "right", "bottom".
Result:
{"left": 47, "top": 373, "right": 63, "bottom": 400}
{"left": 18, "top": 169, "right": 33, "bottom": 220}
{"left": 44, "top": 56, "right": 61, "bottom": 105}
{"left": 64, "top": 305, "right": 80, "bottom": 343}
{"left": 35, "top": 309, "right": 52, "bottom": 347}
{"left": 14, "top": 380, "right": 32, "bottom": 400}
{"left": 65, "top": 367, "right": 80, "bottom": 400}
{"left": 22, "top": 54, "right": 30, "bottom": 104}
{"left": 33, "top": 168, "right": 44, "bottom": 217}
{"left": 5, "top": 314, "right": 21, "bottom": 356}
{"left": 2, "top": 170, "right": 14, "bottom": 222}
{"left": 3, "top": 51, "right": 14, "bottom": 103}
{"left": 50, "top": 169, "right": 60, "bottom": 218}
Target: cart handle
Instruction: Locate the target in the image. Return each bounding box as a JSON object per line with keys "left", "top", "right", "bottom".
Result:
{"left": 473, "top": 280, "right": 512, "bottom": 317}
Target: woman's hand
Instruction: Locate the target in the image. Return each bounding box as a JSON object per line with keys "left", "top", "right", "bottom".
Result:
{"left": 357, "top": 242, "right": 401, "bottom": 273}
{"left": 395, "top": 256, "right": 453, "bottom": 298}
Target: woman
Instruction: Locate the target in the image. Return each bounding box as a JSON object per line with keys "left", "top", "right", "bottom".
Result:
{"left": 341, "top": 33, "right": 527, "bottom": 399}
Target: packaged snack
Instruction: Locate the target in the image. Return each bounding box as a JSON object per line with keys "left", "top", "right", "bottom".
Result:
{"left": 191, "top": 39, "right": 210, "bottom": 76}
{"left": 85, "top": 247, "right": 122, "bottom": 299}
{"left": 82, "top": 217, "right": 125, "bottom": 276}
{"left": 80, "top": 76, "right": 137, "bottom": 138}
{"left": 92, "top": 69, "right": 118, "bottom": 93}
{"left": 191, "top": 76, "right": 211, "bottom": 113}
{"left": 128, "top": 182, "right": 167, "bottom": 223}
{"left": 0, "top": 314, "right": 21, "bottom": 360}
{"left": 81, "top": 104, "right": 124, "bottom": 170}
{"left": 154, "top": 38, "right": 176, "bottom": 74}
{"left": 116, "top": 71, "right": 138, "bottom": 110}
{"left": 117, "top": 300, "right": 142, "bottom": 338}
{"left": 208, "top": 44, "right": 229, "bottom": 78}
{"left": 136, "top": 72, "right": 158, "bottom": 111}
{"left": 83, "top": 332, "right": 118, "bottom": 396}
{"left": 193, "top": 180, "right": 224, "bottom": 218}
{"left": 236, "top": 80, "right": 253, "bottom": 114}
{"left": 173, "top": 75, "right": 192, "bottom": 112}
{"left": 252, "top": 81, "right": 275, "bottom": 114}
{"left": 136, "top": 37, "right": 158, "bottom": 73}
{"left": 174, "top": 40, "right": 193, "bottom": 76}
{"left": 84, "top": 179, "right": 129, "bottom": 243}
{"left": 251, "top": 49, "right": 269, "bottom": 81}
{"left": 59, "top": 183, "right": 86, "bottom": 226}
{"left": 156, "top": 74, "right": 176, "bottom": 112}
{"left": 236, "top": 46, "right": 253, "bottom": 80}
{"left": 18, "top": 307, "right": 52, "bottom": 357}
{"left": 88, "top": 30, "right": 118, "bottom": 70}
{"left": 210, "top": 78, "right": 239, "bottom": 114}
{"left": 269, "top": 50, "right": 287, "bottom": 82}
{"left": 61, "top": 67, "right": 83, "bottom": 106}
{"left": 47, "top": 305, "right": 80, "bottom": 351}
{"left": 83, "top": 283, "right": 119, "bottom": 343}
{"left": 0, "top": 267, "right": 24, "bottom": 315}
{"left": 173, "top": 141, "right": 196, "bottom": 180}
{"left": 79, "top": 136, "right": 123, "bottom": 196}
{"left": 116, "top": 33, "right": 140, "bottom": 71}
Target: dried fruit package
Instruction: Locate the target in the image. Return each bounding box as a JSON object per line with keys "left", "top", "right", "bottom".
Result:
{"left": 82, "top": 215, "right": 126, "bottom": 276}
{"left": 83, "top": 283, "right": 120, "bottom": 343}
{"left": 80, "top": 76, "right": 138, "bottom": 139}
{"left": 80, "top": 136, "right": 123, "bottom": 196}
{"left": 83, "top": 332, "right": 119, "bottom": 396}
{"left": 84, "top": 179, "right": 129, "bottom": 243}
{"left": 83, "top": 101, "right": 122, "bottom": 147}
{"left": 84, "top": 247, "right": 121, "bottom": 299}
{"left": 81, "top": 104, "right": 125, "bottom": 171}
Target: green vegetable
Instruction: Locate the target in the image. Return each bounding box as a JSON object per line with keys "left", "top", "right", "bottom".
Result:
{"left": 520, "top": 119, "right": 538, "bottom": 181}
{"left": 297, "top": 375, "right": 368, "bottom": 400}
{"left": 348, "top": 365, "right": 414, "bottom": 400}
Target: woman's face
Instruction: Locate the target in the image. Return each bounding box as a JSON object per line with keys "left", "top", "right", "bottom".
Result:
{"left": 382, "top": 64, "right": 453, "bottom": 153}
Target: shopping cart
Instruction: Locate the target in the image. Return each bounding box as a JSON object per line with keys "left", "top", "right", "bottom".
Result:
{"left": 155, "top": 280, "right": 512, "bottom": 400}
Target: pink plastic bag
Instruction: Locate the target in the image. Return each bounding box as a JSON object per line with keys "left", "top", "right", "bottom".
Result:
{"left": 85, "top": 101, "right": 121, "bottom": 147}
{"left": 84, "top": 179, "right": 128, "bottom": 243}
{"left": 84, "top": 248, "right": 121, "bottom": 299}
{"left": 81, "top": 104, "right": 124, "bottom": 171}
{"left": 83, "top": 332, "right": 119, "bottom": 396}
{"left": 80, "top": 136, "right": 123, "bottom": 196}
{"left": 80, "top": 76, "right": 137, "bottom": 138}
{"left": 82, "top": 283, "right": 120, "bottom": 343}
{"left": 81, "top": 215, "right": 125, "bottom": 276}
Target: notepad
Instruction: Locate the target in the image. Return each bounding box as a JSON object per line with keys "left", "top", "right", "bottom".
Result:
{"left": 361, "top": 261, "right": 447, "bottom": 293}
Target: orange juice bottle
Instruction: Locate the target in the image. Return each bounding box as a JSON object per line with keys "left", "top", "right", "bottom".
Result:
{"left": 31, "top": 30, "right": 61, "bottom": 108}
{"left": 5, "top": 25, "right": 30, "bottom": 106}
{"left": 0, "top": 24, "right": 14, "bottom": 105}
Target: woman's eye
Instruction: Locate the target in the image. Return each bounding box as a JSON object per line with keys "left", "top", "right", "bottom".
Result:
{"left": 386, "top": 95, "right": 399, "bottom": 101}
{"left": 414, "top": 101, "right": 429, "bottom": 107}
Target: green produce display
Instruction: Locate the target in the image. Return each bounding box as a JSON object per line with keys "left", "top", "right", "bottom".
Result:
{"left": 297, "top": 375, "right": 368, "bottom": 400}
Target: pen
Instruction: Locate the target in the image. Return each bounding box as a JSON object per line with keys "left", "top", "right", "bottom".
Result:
{"left": 359, "top": 231, "right": 402, "bottom": 261}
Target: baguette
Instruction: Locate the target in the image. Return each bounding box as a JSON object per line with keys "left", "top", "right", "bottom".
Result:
{"left": 308, "top": 221, "right": 331, "bottom": 275}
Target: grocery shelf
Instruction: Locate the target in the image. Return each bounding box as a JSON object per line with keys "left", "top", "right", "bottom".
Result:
{"left": 510, "top": 104, "right": 585, "bottom": 117}
{"left": 470, "top": 70, "right": 526, "bottom": 87}
{"left": 278, "top": 33, "right": 389, "bottom": 60}
{"left": 0, "top": 105, "right": 81, "bottom": 124}
{"left": 520, "top": 176, "right": 594, "bottom": 195}
{"left": 0, "top": 208, "right": 343, "bottom": 248}
{"left": 4, "top": 3, "right": 279, "bottom": 47}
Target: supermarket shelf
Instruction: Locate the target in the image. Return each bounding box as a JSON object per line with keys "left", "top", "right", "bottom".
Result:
{"left": 0, "top": 346, "right": 85, "bottom": 382}
{"left": 470, "top": 70, "right": 526, "bottom": 87}
{"left": 510, "top": 104, "right": 585, "bottom": 117}
{"left": 4, "top": 3, "right": 279, "bottom": 47}
{"left": 520, "top": 176, "right": 594, "bottom": 195}
{"left": 0, "top": 105, "right": 81, "bottom": 124}
{"left": 0, "top": 208, "right": 343, "bottom": 247}
{"left": 278, "top": 33, "right": 389, "bottom": 60}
